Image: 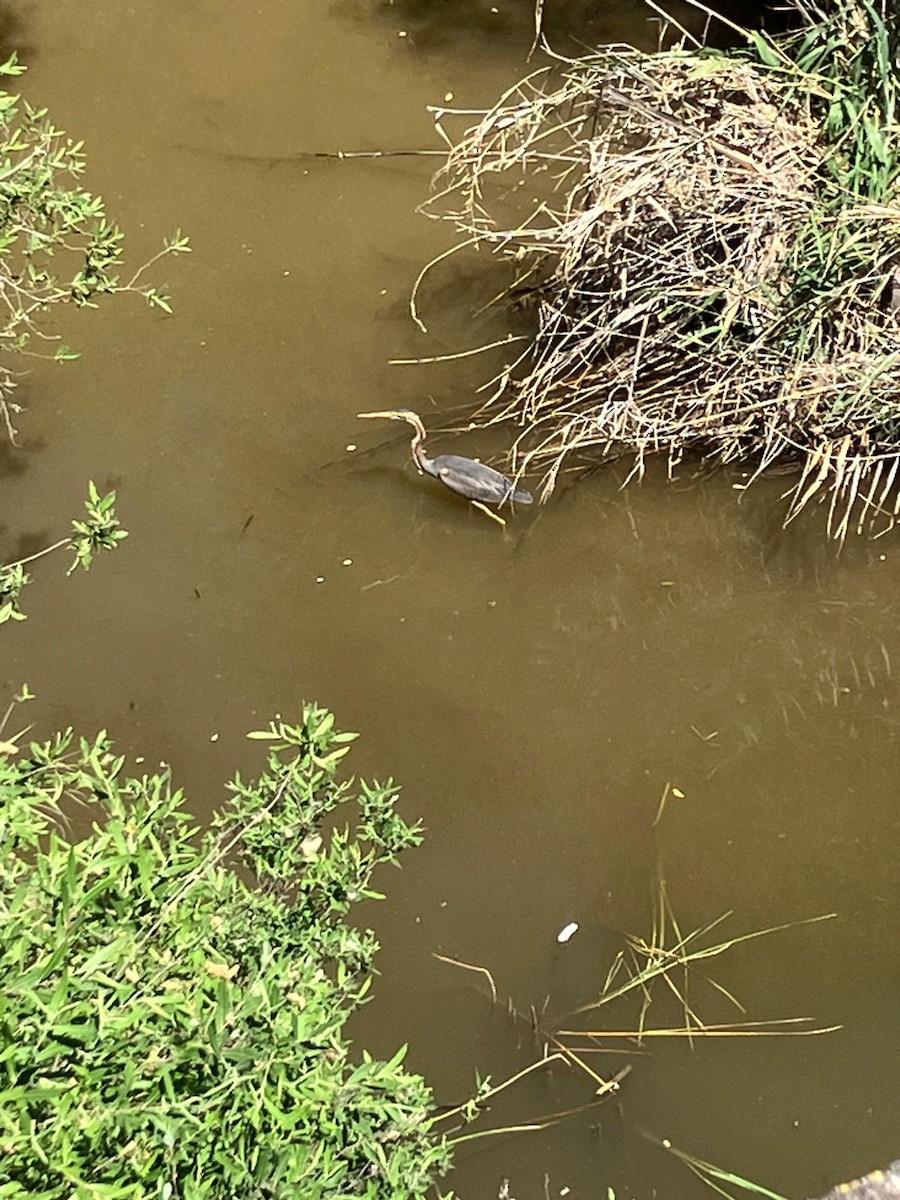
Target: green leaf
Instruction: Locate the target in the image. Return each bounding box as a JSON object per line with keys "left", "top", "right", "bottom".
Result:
{"left": 147, "top": 290, "right": 173, "bottom": 314}
{"left": 747, "top": 30, "right": 782, "bottom": 68}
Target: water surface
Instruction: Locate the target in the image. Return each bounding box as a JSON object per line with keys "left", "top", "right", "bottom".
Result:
{"left": 3, "top": 2, "right": 900, "bottom": 1197}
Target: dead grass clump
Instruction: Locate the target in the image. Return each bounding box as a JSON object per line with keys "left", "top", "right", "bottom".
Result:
{"left": 420, "top": 1, "right": 900, "bottom": 537}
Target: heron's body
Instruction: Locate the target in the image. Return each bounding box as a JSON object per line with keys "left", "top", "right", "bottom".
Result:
{"left": 357, "top": 408, "right": 533, "bottom": 511}
{"left": 422, "top": 452, "right": 533, "bottom": 506}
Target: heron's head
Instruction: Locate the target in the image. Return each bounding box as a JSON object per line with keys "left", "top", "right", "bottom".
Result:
{"left": 357, "top": 408, "right": 420, "bottom": 424}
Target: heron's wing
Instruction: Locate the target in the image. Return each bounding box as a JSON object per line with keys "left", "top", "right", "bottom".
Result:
{"left": 432, "top": 455, "right": 533, "bottom": 505}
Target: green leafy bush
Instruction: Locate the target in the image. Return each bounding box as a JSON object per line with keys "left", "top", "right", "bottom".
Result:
{"left": 0, "top": 481, "right": 127, "bottom": 624}
{"left": 0, "top": 52, "right": 189, "bottom": 441}
{"left": 0, "top": 51, "right": 185, "bottom": 616}
{"left": 0, "top": 704, "right": 450, "bottom": 1198}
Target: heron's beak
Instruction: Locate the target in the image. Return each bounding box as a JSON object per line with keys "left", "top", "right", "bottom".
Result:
{"left": 357, "top": 410, "right": 400, "bottom": 420}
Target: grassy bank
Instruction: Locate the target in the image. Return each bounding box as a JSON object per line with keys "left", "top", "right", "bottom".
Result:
{"left": 423, "top": 0, "right": 900, "bottom": 537}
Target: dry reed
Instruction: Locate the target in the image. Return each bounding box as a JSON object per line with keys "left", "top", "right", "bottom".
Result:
{"left": 420, "top": 1, "right": 900, "bottom": 537}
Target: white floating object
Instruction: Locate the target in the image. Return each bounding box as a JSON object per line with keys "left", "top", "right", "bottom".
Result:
{"left": 557, "top": 922, "right": 579, "bottom": 944}
{"left": 315, "top": 576, "right": 325, "bottom": 583}
{"left": 210, "top": 733, "right": 219, "bottom": 742}
{"left": 342, "top": 559, "right": 352, "bottom": 566}
{"left": 346, "top": 443, "right": 357, "bottom": 451}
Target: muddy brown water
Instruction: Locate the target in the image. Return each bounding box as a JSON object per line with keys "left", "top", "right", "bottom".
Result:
{"left": 3, "top": 2, "right": 900, "bottom": 1198}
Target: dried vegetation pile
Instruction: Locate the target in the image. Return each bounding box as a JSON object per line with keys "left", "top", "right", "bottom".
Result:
{"left": 421, "top": 1, "right": 900, "bottom": 537}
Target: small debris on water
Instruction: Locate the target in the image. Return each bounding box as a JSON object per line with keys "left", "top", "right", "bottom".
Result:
{"left": 661, "top": 580, "right": 675, "bottom": 586}
{"left": 135, "top": 757, "right": 145, "bottom": 765}
{"left": 880, "top": 554, "right": 886, "bottom": 560}
{"left": 557, "top": 922, "right": 579, "bottom": 943}
{"left": 346, "top": 443, "right": 357, "bottom": 451}
{"left": 315, "top": 576, "right": 325, "bottom": 584}
{"left": 342, "top": 559, "right": 352, "bottom": 566}
{"left": 210, "top": 733, "right": 219, "bottom": 743}
{"left": 444, "top": 92, "right": 454, "bottom": 102}
{"left": 361, "top": 573, "right": 400, "bottom": 591}
{"left": 560, "top": 1190, "right": 571, "bottom": 1197}
{"left": 440, "top": 900, "right": 447, "bottom": 907}
{"left": 652, "top": 781, "right": 672, "bottom": 826}
{"left": 488, "top": 600, "right": 497, "bottom": 608}
{"left": 672, "top": 786, "right": 685, "bottom": 798}
{"left": 398, "top": 29, "right": 407, "bottom": 36}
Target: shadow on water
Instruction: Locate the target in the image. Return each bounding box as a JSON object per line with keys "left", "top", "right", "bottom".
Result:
{"left": 2, "top": 0, "right": 900, "bottom": 1197}
{"left": 0, "top": 1, "right": 34, "bottom": 61}
{"left": 3, "top": 526, "right": 54, "bottom": 563}
{"left": 0, "top": 437, "right": 36, "bottom": 480}
{"left": 342, "top": 0, "right": 795, "bottom": 53}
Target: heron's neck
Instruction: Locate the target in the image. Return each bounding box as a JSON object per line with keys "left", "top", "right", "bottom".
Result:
{"left": 411, "top": 429, "right": 433, "bottom": 474}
